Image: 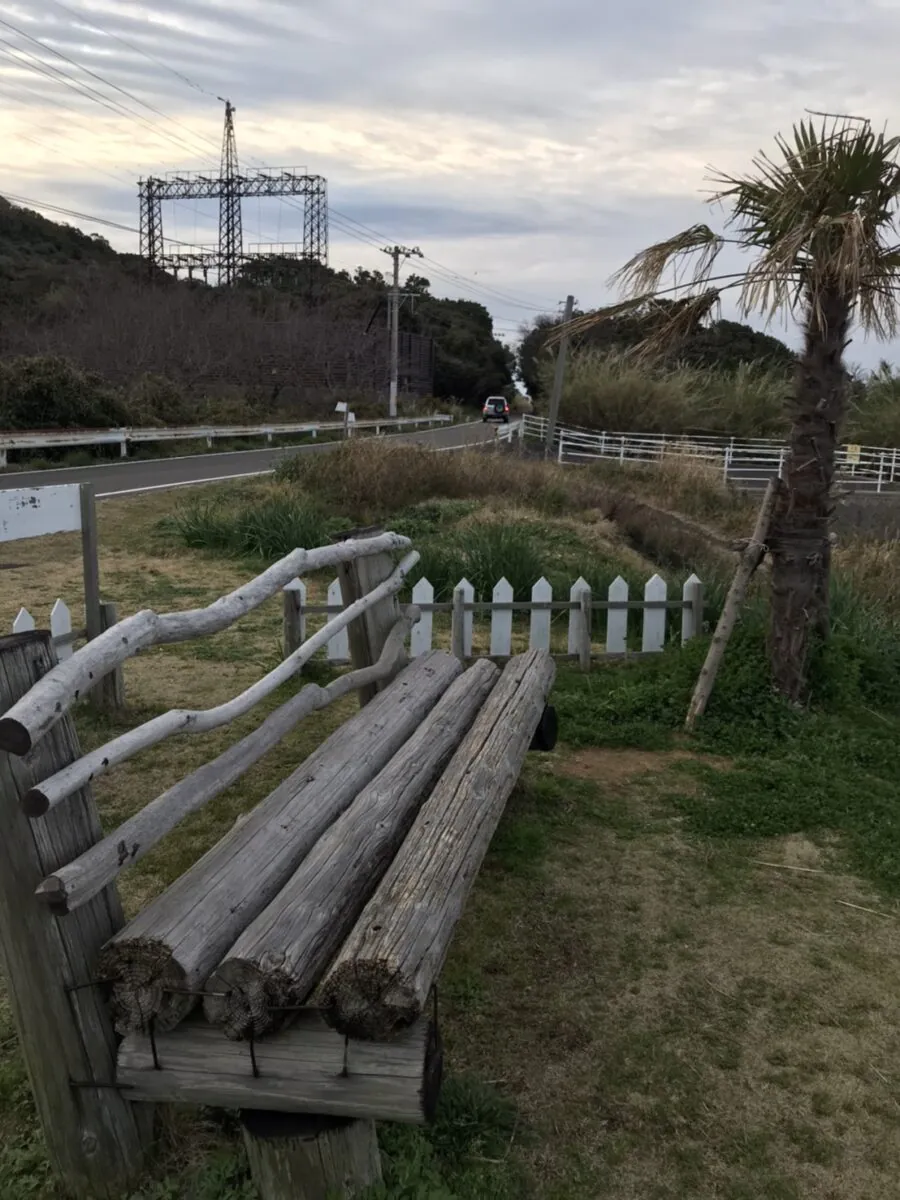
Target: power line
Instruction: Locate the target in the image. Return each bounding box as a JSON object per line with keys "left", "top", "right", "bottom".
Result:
{"left": 326, "top": 204, "right": 556, "bottom": 310}
{"left": 2, "top": 189, "right": 196, "bottom": 247}
{"left": 0, "top": 15, "right": 221, "bottom": 165}
{"left": 38, "top": 0, "right": 219, "bottom": 102}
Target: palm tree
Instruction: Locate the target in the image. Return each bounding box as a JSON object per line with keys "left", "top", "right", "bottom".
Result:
{"left": 559, "top": 113, "right": 900, "bottom": 701}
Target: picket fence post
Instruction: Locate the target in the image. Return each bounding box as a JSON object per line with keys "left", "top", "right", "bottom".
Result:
{"left": 681, "top": 574, "right": 704, "bottom": 644}
{"left": 49, "top": 599, "right": 74, "bottom": 663}
{"left": 606, "top": 576, "right": 629, "bottom": 654}
{"left": 642, "top": 574, "right": 668, "bottom": 652}
{"left": 529, "top": 578, "right": 552, "bottom": 652}
{"left": 567, "top": 578, "right": 589, "bottom": 657}
{"left": 410, "top": 578, "right": 434, "bottom": 657}
{"left": 490, "top": 578, "right": 513, "bottom": 657}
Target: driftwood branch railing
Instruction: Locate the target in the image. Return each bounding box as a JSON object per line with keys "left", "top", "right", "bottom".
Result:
{"left": 36, "top": 612, "right": 419, "bottom": 915}
{"left": 0, "top": 528, "right": 559, "bottom": 1200}
{"left": 0, "top": 531, "right": 410, "bottom": 757}
{"left": 23, "top": 550, "right": 420, "bottom": 817}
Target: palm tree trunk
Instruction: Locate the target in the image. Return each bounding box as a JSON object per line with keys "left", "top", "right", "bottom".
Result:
{"left": 769, "top": 287, "right": 851, "bottom": 702}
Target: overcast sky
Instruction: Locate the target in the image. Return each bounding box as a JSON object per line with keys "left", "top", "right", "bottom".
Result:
{"left": 1, "top": 0, "right": 898, "bottom": 365}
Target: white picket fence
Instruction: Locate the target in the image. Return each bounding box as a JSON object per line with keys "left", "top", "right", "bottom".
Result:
{"left": 12, "top": 568, "right": 703, "bottom": 683}
{"left": 286, "top": 571, "right": 705, "bottom": 665}
{"left": 10, "top": 599, "right": 80, "bottom": 661}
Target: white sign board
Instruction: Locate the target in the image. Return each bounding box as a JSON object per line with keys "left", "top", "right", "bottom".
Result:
{"left": 0, "top": 485, "right": 82, "bottom": 544}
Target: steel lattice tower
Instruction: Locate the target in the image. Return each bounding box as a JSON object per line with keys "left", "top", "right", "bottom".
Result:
{"left": 138, "top": 101, "right": 328, "bottom": 285}
{"left": 217, "top": 100, "right": 242, "bottom": 286}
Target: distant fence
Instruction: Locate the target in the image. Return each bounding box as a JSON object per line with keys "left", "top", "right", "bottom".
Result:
{"left": 287, "top": 570, "right": 705, "bottom": 667}
{"left": 0, "top": 413, "right": 454, "bottom": 467}
{"left": 502, "top": 414, "right": 900, "bottom": 493}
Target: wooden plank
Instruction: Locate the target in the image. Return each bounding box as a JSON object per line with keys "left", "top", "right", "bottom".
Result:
{"left": 334, "top": 525, "right": 402, "bottom": 706}
{"left": 282, "top": 579, "right": 306, "bottom": 658}
{"left": 489, "top": 578, "right": 513, "bottom": 657}
{"left": 641, "top": 574, "right": 668, "bottom": 652}
{"left": 606, "top": 576, "right": 629, "bottom": 653}
{"left": 117, "top": 1012, "right": 440, "bottom": 1124}
{"left": 242, "top": 1112, "right": 382, "bottom": 1200}
{"left": 24, "top": 555, "right": 420, "bottom": 815}
{"left": 410, "top": 578, "right": 434, "bottom": 657}
{"left": 318, "top": 649, "right": 556, "bottom": 1041}
{"left": 80, "top": 484, "right": 102, "bottom": 643}
{"left": 35, "top": 614, "right": 418, "bottom": 911}
{"left": 0, "top": 532, "right": 412, "bottom": 757}
{"left": 529, "top": 577, "right": 552, "bottom": 652}
{"left": 0, "top": 631, "right": 150, "bottom": 1197}
{"left": 0, "top": 484, "right": 81, "bottom": 542}
{"left": 99, "top": 651, "right": 463, "bottom": 1035}
{"left": 203, "top": 661, "right": 500, "bottom": 1040}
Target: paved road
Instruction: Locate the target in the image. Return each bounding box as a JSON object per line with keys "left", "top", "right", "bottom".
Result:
{"left": 4, "top": 421, "right": 495, "bottom": 498}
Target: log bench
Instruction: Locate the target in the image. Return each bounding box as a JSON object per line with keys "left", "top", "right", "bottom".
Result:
{"left": 114, "top": 648, "right": 556, "bottom": 1197}
{"left": 0, "top": 529, "right": 559, "bottom": 1200}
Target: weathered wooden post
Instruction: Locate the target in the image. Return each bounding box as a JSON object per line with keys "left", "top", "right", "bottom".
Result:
{"left": 79, "top": 483, "right": 102, "bottom": 644}
{"left": 330, "top": 525, "right": 403, "bottom": 707}
{"left": 282, "top": 579, "right": 306, "bottom": 658}
{"left": 241, "top": 1111, "right": 382, "bottom": 1200}
{"left": 95, "top": 601, "right": 126, "bottom": 712}
{"left": 0, "top": 631, "right": 151, "bottom": 1197}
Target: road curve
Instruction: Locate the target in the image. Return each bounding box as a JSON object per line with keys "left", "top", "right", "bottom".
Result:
{"left": 1, "top": 420, "right": 495, "bottom": 498}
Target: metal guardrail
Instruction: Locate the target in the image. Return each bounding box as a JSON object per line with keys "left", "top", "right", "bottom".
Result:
{"left": 0, "top": 413, "right": 454, "bottom": 467}
{"left": 503, "top": 414, "right": 900, "bottom": 494}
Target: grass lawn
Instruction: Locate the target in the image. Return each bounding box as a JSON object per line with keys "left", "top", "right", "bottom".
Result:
{"left": 0, "top": 458, "right": 898, "bottom": 1198}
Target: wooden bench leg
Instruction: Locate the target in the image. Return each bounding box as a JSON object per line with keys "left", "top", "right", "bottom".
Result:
{"left": 241, "top": 1110, "right": 383, "bottom": 1200}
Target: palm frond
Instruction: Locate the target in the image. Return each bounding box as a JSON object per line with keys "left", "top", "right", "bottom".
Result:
{"left": 542, "top": 295, "right": 653, "bottom": 347}
{"left": 629, "top": 290, "right": 721, "bottom": 365}
{"left": 610, "top": 224, "right": 724, "bottom": 296}
{"left": 707, "top": 114, "right": 900, "bottom": 335}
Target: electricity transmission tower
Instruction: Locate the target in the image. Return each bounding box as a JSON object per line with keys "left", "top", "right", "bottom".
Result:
{"left": 382, "top": 244, "right": 423, "bottom": 417}
{"left": 138, "top": 100, "right": 328, "bottom": 284}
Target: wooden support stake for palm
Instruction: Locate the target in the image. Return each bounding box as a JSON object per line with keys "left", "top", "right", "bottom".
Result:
{"left": 684, "top": 478, "right": 777, "bottom": 732}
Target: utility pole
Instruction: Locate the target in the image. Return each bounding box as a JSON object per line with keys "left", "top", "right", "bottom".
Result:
{"left": 544, "top": 294, "right": 575, "bottom": 459}
{"left": 382, "top": 244, "right": 422, "bottom": 418}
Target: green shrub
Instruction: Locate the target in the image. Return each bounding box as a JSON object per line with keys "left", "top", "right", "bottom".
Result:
{"left": 0, "top": 355, "right": 127, "bottom": 428}
{"left": 163, "top": 492, "right": 341, "bottom": 560}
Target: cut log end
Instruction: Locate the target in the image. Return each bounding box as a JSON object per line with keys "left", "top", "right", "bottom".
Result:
{"left": 0, "top": 716, "right": 32, "bottom": 757}
{"left": 34, "top": 874, "right": 68, "bottom": 914}
{"left": 99, "top": 938, "right": 192, "bottom": 1035}
{"left": 203, "top": 960, "right": 292, "bottom": 1042}
{"left": 22, "top": 786, "right": 50, "bottom": 818}
{"left": 319, "top": 959, "right": 420, "bottom": 1042}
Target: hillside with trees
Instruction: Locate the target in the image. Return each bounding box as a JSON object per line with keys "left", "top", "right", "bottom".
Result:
{"left": 0, "top": 197, "right": 513, "bottom": 429}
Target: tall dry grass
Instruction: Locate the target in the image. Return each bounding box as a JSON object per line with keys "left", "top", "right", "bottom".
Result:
{"left": 548, "top": 353, "right": 790, "bottom": 437}
{"left": 551, "top": 352, "right": 900, "bottom": 446}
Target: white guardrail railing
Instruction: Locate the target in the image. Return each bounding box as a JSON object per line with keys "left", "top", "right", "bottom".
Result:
{"left": 498, "top": 414, "right": 900, "bottom": 493}
{"left": 0, "top": 413, "right": 454, "bottom": 467}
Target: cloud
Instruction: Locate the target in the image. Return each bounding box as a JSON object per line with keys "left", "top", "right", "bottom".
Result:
{"left": 0, "top": 0, "right": 899, "bottom": 365}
